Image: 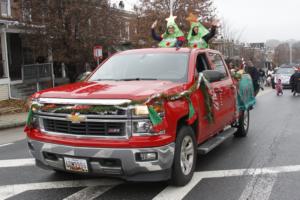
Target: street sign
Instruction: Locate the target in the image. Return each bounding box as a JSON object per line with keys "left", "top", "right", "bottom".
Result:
{"left": 93, "top": 45, "right": 103, "bottom": 60}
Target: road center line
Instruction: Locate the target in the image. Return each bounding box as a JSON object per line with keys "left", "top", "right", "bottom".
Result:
{"left": 0, "top": 158, "right": 35, "bottom": 168}
{"left": 0, "top": 179, "right": 122, "bottom": 200}
{"left": 238, "top": 174, "right": 277, "bottom": 200}
{"left": 153, "top": 165, "right": 300, "bottom": 200}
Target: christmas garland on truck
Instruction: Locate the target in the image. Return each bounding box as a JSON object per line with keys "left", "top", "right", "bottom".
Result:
{"left": 26, "top": 72, "right": 255, "bottom": 132}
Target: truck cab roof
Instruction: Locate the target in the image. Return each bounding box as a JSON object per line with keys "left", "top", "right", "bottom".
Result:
{"left": 117, "top": 48, "right": 220, "bottom": 55}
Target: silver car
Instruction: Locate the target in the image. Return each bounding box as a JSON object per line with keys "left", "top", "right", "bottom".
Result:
{"left": 274, "top": 67, "right": 295, "bottom": 88}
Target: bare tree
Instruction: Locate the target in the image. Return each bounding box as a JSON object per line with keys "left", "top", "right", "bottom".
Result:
{"left": 134, "top": 0, "right": 217, "bottom": 47}
{"left": 274, "top": 43, "right": 290, "bottom": 66}
{"left": 21, "top": 0, "right": 121, "bottom": 80}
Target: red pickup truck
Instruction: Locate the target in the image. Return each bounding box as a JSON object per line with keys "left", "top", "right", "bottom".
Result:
{"left": 25, "top": 48, "right": 255, "bottom": 186}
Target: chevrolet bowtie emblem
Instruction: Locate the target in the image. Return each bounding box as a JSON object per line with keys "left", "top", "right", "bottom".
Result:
{"left": 67, "top": 113, "right": 86, "bottom": 124}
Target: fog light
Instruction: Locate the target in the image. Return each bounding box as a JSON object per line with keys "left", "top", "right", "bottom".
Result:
{"left": 136, "top": 152, "right": 158, "bottom": 162}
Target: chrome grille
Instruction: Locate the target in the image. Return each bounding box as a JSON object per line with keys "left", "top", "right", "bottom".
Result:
{"left": 43, "top": 119, "right": 126, "bottom": 137}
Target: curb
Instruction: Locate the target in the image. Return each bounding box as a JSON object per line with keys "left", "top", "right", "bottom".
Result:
{"left": 0, "top": 121, "right": 26, "bottom": 130}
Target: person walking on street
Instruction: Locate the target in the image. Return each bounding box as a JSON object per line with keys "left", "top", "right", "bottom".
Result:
{"left": 245, "top": 61, "right": 260, "bottom": 96}
{"left": 290, "top": 67, "right": 300, "bottom": 95}
{"left": 275, "top": 79, "right": 283, "bottom": 96}
{"left": 258, "top": 68, "right": 265, "bottom": 90}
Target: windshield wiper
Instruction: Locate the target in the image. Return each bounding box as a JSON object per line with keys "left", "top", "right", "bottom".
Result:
{"left": 92, "top": 79, "right": 117, "bottom": 81}
{"left": 119, "top": 78, "right": 158, "bottom": 81}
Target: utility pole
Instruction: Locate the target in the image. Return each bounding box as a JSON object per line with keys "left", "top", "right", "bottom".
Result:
{"left": 289, "top": 42, "right": 293, "bottom": 65}
{"left": 170, "top": 0, "right": 173, "bottom": 15}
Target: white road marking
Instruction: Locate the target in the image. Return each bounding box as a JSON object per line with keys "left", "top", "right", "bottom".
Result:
{"left": 0, "top": 143, "right": 13, "bottom": 148}
{"left": 2, "top": 159, "right": 300, "bottom": 200}
{"left": 153, "top": 164, "right": 300, "bottom": 200}
{"left": 0, "top": 179, "right": 122, "bottom": 200}
{"left": 153, "top": 173, "right": 204, "bottom": 200}
{"left": 238, "top": 174, "right": 277, "bottom": 200}
{"left": 63, "top": 185, "right": 119, "bottom": 200}
{"left": 0, "top": 158, "right": 35, "bottom": 168}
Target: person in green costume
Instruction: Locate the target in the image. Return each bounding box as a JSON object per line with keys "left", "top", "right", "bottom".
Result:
{"left": 186, "top": 13, "right": 219, "bottom": 48}
{"left": 151, "top": 15, "right": 185, "bottom": 48}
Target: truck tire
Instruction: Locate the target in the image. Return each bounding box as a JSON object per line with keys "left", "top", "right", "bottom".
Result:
{"left": 234, "top": 110, "right": 250, "bottom": 137}
{"left": 171, "top": 126, "right": 197, "bottom": 186}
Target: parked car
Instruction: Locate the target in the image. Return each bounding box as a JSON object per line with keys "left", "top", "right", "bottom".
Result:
{"left": 274, "top": 67, "right": 295, "bottom": 88}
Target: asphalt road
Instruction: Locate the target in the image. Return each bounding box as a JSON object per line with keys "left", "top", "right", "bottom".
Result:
{"left": 1, "top": 88, "right": 300, "bottom": 200}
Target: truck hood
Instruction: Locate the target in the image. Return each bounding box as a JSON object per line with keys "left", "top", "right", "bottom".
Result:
{"left": 36, "top": 81, "right": 186, "bottom": 100}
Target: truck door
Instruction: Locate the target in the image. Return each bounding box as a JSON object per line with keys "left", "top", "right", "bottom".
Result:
{"left": 207, "top": 52, "right": 236, "bottom": 130}
{"left": 194, "top": 53, "right": 220, "bottom": 142}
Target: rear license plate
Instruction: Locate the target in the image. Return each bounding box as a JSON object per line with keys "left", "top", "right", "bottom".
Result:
{"left": 64, "top": 157, "right": 89, "bottom": 173}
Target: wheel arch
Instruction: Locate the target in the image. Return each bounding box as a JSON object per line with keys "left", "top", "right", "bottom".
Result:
{"left": 176, "top": 115, "right": 199, "bottom": 140}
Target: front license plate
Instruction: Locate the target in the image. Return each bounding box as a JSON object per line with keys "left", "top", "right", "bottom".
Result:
{"left": 64, "top": 157, "right": 89, "bottom": 173}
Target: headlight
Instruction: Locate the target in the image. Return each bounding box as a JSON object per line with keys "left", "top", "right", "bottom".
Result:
{"left": 134, "top": 102, "right": 165, "bottom": 117}
{"left": 132, "top": 119, "right": 165, "bottom": 136}
{"left": 133, "top": 120, "right": 153, "bottom": 134}
{"left": 133, "top": 102, "right": 166, "bottom": 136}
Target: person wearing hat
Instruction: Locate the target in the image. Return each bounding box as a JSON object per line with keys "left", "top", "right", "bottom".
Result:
{"left": 151, "top": 15, "right": 185, "bottom": 48}
{"left": 186, "top": 13, "right": 218, "bottom": 49}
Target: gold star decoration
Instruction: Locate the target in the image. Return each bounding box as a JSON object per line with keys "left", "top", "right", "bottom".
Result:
{"left": 186, "top": 13, "right": 198, "bottom": 24}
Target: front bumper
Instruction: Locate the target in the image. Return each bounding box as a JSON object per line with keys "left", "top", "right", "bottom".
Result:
{"left": 28, "top": 139, "right": 175, "bottom": 181}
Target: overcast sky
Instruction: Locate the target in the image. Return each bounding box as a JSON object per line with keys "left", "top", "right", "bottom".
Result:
{"left": 214, "top": 0, "right": 300, "bottom": 42}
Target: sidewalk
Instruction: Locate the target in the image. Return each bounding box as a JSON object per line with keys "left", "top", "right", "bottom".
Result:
{"left": 0, "top": 113, "right": 28, "bottom": 130}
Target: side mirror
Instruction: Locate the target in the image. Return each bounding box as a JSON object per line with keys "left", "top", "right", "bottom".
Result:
{"left": 202, "top": 70, "right": 226, "bottom": 83}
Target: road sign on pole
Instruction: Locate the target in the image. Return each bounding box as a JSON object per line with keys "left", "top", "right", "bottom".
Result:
{"left": 93, "top": 46, "right": 103, "bottom": 65}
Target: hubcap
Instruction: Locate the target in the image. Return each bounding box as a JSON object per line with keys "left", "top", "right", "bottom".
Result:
{"left": 243, "top": 111, "right": 249, "bottom": 131}
{"left": 180, "top": 135, "right": 194, "bottom": 175}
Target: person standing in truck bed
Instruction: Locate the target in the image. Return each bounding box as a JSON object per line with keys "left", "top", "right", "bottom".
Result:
{"left": 151, "top": 15, "right": 185, "bottom": 48}
{"left": 186, "top": 13, "right": 218, "bottom": 49}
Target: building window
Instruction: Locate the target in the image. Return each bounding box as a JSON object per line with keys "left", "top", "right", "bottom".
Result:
{"left": 125, "top": 22, "right": 130, "bottom": 40}
{"left": 1, "top": 0, "right": 11, "bottom": 17}
{"left": 22, "top": 0, "right": 32, "bottom": 22}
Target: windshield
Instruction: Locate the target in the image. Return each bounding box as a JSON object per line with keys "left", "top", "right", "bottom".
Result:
{"left": 88, "top": 53, "right": 189, "bottom": 83}
{"left": 276, "top": 68, "right": 295, "bottom": 75}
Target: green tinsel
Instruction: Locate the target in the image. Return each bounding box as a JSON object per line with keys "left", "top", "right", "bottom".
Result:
{"left": 26, "top": 73, "right": 215, "bottom": 127}
{"left": 148, "top": 106, "right": 163, "bottom": 126}
{"left": 200, "top": 84, "right": 214, "bottom": 124}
